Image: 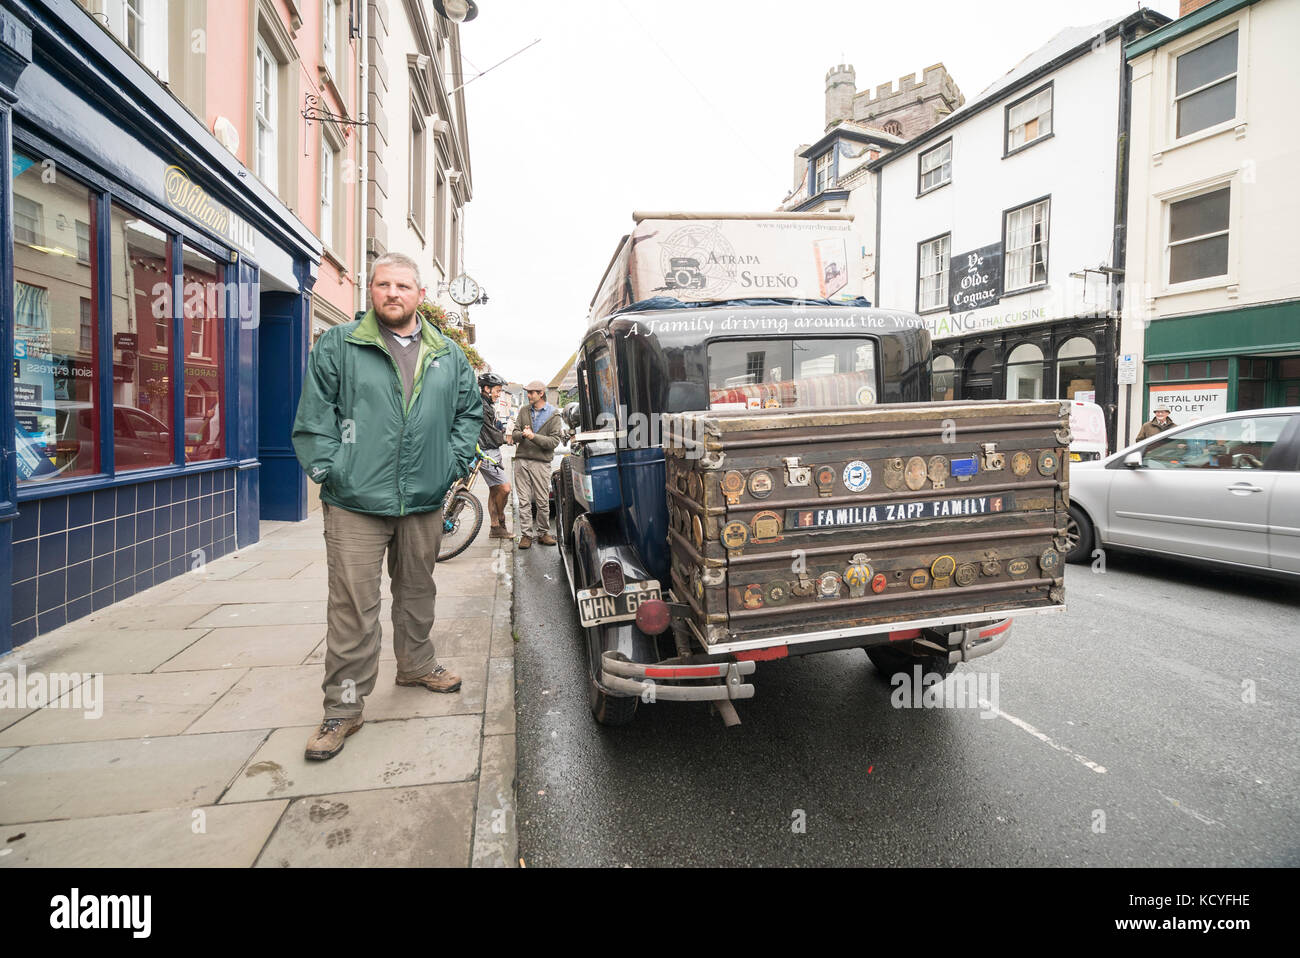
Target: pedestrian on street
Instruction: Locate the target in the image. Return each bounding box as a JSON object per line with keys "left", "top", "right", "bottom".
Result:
{"left": 512, "top": 380, "right": 563, "bottom": 549}
{"left": 291, "top": 252, "right": 482, "bottom": 761}
{"left": 477, "top": 371, "right": 514, "bottom": 537}
{"left": 1135, "top": 404, "right": 1176, "bottom": 443}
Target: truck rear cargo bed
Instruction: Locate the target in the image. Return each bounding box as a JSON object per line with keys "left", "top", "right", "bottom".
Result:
{"left": 662, "top": 400, "right": 1070, "bottom": 650}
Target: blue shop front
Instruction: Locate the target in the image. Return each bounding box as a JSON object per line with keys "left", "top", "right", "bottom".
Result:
{"left": 1, "top": 0, "right": 320, "bottom": 653}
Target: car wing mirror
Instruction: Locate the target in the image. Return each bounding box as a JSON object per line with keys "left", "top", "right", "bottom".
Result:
{"left": 1123, "top": 451, "right": 1142, "bottom": 469}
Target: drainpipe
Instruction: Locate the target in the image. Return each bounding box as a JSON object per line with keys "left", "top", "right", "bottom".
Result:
{"left": 356, "top": 0, "right": 369, "bottom": 315}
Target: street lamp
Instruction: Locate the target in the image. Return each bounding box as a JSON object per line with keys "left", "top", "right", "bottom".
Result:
{"left": 432, "top": 0, "right": 479, "bottom": 22}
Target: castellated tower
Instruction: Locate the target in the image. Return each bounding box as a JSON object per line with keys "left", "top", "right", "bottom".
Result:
{"left": 825, "top": 63, "right": 966, "bottom": 138}
{"left": 824, "top": 63, "right": 856, "bottom": 131}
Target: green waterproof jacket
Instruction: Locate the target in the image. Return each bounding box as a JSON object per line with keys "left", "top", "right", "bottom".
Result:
{"left": 291, "top": 310, "right": 482, "bottom": 516}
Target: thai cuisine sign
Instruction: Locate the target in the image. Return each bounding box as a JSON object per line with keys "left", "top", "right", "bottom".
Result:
{"left": 590, "top": 214, "right": 863, "bottom": 320}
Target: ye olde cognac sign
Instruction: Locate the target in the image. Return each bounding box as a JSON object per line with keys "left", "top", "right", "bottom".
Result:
{"left": 948, "top": 243, "right": 1002, "bottom": 312}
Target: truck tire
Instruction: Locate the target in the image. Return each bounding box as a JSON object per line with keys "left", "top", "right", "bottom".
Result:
{"left": 588, "top": 650, "right": 639, "bottom": 727}
{"left": 558, "top": 456, "right": 578, "bottom": 550}
{"left": 1064, "top": 504, "right": 1094, "bottom": 565}
{"left": 576, "top": 561, "right": 638, "bottom": 726}
{"left": 866, "top": 644, "right": 957, "bottom": 681}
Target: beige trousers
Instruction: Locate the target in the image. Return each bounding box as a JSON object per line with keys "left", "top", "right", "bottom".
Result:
{"left": 320, "top": 502, "right": 445, "bottom": 717}
{"left": 513, "top": 457, "right": 553, "bottom": 538}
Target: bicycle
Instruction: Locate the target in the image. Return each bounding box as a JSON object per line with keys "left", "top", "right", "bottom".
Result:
{"left": 437, "top": 446, "right": 498, "bottom": 561}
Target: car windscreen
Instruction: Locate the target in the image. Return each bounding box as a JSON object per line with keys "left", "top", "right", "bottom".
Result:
{"left": 706, "top": 337, "right": 878, "bottom": 410}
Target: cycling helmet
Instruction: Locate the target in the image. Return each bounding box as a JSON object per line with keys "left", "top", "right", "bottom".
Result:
{"left": 478, "top": 371, "right": 508, "bottom": 389}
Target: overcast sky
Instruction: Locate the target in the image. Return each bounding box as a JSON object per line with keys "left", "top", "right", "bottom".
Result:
{"left": 459, "top": 0, "right": 1181, "bottom": 385}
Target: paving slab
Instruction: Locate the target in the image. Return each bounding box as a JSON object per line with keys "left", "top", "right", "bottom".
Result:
{"left": 188, "top": 601, "right": 328, "bottom": 629}
{"left": 230, "top": 559, "right": 313, "bottom": 580}
{"left": 156, "top": 625, "right": 326, "bottom": 672}
{"left": 253, "top": 783, "right": 475, "bottom": 867}
{"left": 184, "top": 664, "right": 322, "bottom": 734}
{"left": 290, "top": 561, "right": 330, "bottom": 580}
{"left": 0, "top": 729, "right": 268, "bottom": 824}
{"left": 158, "top": 578, "right": 331, "bottom": 606}
{"left": 0, "top": 670, "right": 246, "bottom": 746}
{"left": 472, "top": 733, "right": 517, "bottom": 868}
{"left": 0, "top": 747, "right": 17, "bottom": 765}
{"left": 184, "top": 559, "right": 267, "bottom": 581}
{"left": 220, "top": 715, "right": 481, "bottom": 803}
{"left": 0, "top": 629, "right": 209, "bottom": 676}
{"left": 0, "top": 800, "right": 288, "bottom": 867}
{"left": 62, "top": 604, "right": 222, "bottom": 632}
{"left": 186, "top": 657, "right": 486, "bottom": 734}
{"left": 303, "top": 616, "right": 491, "bottom": 663}
{"left": 429, "top": 572, "right": 498, "bottom": 597}
{"left": 228, "top": 548, "right": 328, "bottom": 566}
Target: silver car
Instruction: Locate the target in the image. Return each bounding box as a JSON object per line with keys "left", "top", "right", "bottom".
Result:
{"left": 1065, "top": 407, "right": 1300, "bottom": 577}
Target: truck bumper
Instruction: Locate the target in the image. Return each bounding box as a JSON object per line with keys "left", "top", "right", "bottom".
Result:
{"left": 600, "top": 651, "right": 757, "bottom": 702}
{"left": 946, "top": 617, "right": 1012, "bottom": 664}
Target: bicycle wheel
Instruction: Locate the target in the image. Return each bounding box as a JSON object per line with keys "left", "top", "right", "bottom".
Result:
{"left": 438, "top": 490, "right": 484, "bottom": 561}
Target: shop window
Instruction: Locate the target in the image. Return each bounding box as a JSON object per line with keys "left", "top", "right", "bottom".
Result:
{"left": 1237, "top": 380, "right": 1266, "bottom": 410}
{"left": 13, "top": 155, "right": 100, "bottom": 483}
{"left": 1148, "top": 364, "right": 1168, "bottom": 382}
{"left": 1210, "top": 359, "right": 1229, "bottom": 378}
{"left": 1057, "top": 337, "right": 1096, "bottom": 401}
{"left": 1174, "top": 30, "right": 1237, "bottom": 138}
{"left": 182, "top": 246, "right": 226, "bottom": 463}
{"left": 1005, "top": 343, "right": 1044, "bottom": 400}
{"left": 1005, "top": 198, "right": 1049, "bottom": 292}
{"left": 1168, "top": 186, "right": 1229, "bottom": 284}
{"left": 931, "top": 354, "right": 955, "bottom": 401}
{"left": 112, "top": 204, "right": 175, "bottom": 471}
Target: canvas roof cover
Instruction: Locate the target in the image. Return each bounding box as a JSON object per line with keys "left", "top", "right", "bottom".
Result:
{"left": 589, "top": 213, "right": 862, "bottom": 323}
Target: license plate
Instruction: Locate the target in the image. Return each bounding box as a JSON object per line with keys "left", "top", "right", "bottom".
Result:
{"left": 577, "top": 581, "right": 661, "bottom": 627}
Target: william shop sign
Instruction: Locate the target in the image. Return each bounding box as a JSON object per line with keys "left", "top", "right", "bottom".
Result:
{"left": 949, "top": 243, "right": 1002, "bottom": 312}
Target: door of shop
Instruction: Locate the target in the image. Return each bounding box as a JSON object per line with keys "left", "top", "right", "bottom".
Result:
{"left": 258, "top": 290, "right": 308, "bottom": 521}
{"left": 963, "top": 348, "right": 994, "bottom": 400}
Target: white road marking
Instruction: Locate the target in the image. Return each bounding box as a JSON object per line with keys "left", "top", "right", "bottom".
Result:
{"left": 979, "top": 699, "right": 1108, "bottom": 774}
{"left": 1157, "top": 790, "right": 1223, "bottom": 827}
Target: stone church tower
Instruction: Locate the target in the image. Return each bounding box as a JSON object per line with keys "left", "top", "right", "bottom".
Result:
{"left": 825, "top": 62, "right": 965, "bottom": 138}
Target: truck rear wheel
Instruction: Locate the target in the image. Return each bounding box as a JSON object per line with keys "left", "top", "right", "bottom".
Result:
{"left": 588, "top": 652, "right": 639, "bottom": 727}
{"left": 866, "top": 644, "right": 957, "bottom": 681}
{"left": 576, "top": 561, "right": 638, "bottom": 727}
{"left": 558, "top": 456, "right": 578, "bottom": 550}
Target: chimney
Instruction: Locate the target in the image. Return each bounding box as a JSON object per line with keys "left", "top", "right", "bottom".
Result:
{"left": 1179, "top": 0, "right": 1215, "bottom": 15}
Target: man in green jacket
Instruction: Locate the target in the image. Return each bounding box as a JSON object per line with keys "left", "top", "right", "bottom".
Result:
{"left": 292, "top": 252, "right": 482, "bottom": 761}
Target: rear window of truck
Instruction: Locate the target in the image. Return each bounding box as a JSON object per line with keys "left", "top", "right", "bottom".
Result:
{"left": 707, "top": 338, "right": 878, "bottom": 410}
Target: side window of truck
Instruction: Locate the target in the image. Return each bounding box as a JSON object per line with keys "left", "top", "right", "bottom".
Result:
{"left": 589, "top": 344, "right": 619, "bottom": 430}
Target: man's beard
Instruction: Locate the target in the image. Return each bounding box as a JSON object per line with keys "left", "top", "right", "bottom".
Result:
{"left": 375, "top": 302, "right": 417, "bottom": 327}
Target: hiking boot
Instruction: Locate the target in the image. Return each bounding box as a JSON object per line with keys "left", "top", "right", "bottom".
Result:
{"left": 537, "top": 533, "right": 557, "bottom": 546}
{"left": 489, "top": 525, "right": 509, "bottom": 538}
{"left": 396, "top": 665, "right": 462, "bottom": 693}
{"left": 304, "top": 715, "right": 364, "bottom": 761}
{"left": 518, "top": 535, "right": 531, "bottom": 549}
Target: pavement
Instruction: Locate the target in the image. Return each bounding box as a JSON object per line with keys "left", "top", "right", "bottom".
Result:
{"left": 0, "top": 485, "right": 517, "bottom": 868}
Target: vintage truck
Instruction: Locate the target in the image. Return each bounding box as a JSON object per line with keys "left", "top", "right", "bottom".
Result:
{"left": 551, "top": 213, "right": 1069, "bottom": 725}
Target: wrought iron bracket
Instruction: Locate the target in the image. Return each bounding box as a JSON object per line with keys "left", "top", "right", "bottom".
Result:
{"left": 301, "top": 93, "right": 373, "bottom": 136}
